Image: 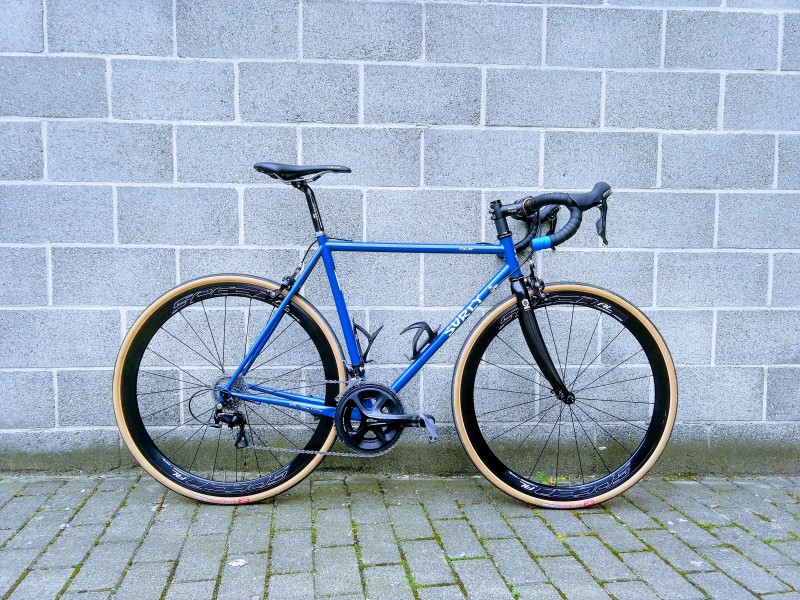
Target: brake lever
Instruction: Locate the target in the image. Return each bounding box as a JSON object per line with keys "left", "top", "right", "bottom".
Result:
{"left": 595, "top": 197, "right": 609, "bottom": 245}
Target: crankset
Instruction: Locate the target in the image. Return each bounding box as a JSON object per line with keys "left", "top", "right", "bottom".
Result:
{"left": 335, "top": 382, "right": 438, "bottom": 455}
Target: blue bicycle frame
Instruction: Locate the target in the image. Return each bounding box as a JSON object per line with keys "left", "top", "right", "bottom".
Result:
{"left": 223, "top": 232, "right": 553, "bottom": 419}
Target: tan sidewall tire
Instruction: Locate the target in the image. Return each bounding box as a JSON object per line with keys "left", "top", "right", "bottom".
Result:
{"left": 452, "top": 283, "right": 677, "bottom": 509}
{"left": 113, "top": 275, "right": 345, "bottom": 505}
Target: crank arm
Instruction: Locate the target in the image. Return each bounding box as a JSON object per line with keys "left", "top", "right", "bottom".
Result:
{"left": 355, "top": 410, "right": 439, "bottom": 442}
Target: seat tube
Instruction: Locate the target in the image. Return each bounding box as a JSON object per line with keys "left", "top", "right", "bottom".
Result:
{"left": 319, "top": 237, "right": 362, "bottom": 370}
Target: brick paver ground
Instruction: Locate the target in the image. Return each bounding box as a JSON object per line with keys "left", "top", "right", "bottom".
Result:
{"left": 0, "top": 473, "right": 799, "bottom": 599}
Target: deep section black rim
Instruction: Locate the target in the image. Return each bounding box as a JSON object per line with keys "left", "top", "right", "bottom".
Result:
{"left": 459, "top": 290, "right": 671, "bottom": 502}
{"left": 120, "top": 280, "right": 340, "bottom": 497}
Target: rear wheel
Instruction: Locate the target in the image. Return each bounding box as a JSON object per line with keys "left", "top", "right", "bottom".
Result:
{"left": 453, "top": 284, "right": 677, "bottom": 508}
{"left": 114, "top": 275, "right": 345, "bottom": 504}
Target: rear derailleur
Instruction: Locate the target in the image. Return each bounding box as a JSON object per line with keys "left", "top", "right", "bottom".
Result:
{"left": 209, "top": 403, "right": 250, "bottom": 449}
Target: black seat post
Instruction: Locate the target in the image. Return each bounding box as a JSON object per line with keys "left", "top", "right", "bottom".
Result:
{"left": 292, "top": 182, "right": 325, "bottom": 235}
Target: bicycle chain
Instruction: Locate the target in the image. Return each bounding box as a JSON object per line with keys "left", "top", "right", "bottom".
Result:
{"left": 244, "top": 378, "right": 398, "bottom": 459}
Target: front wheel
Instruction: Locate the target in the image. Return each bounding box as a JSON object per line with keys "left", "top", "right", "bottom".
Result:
{"left": 453, "top": 283, "right": 677, "bottom": 508}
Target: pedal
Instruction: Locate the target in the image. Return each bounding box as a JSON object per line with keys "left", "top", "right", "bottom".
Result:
{"left": 419, "top": 413, "right": 438, "bottom": 443}
{"left": 400, "top": 322, "right": 440, "bottom": 360}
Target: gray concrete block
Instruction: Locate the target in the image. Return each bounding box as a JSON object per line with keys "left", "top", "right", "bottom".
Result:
{"left": 608, "top": 192, "right": 715, "bottom": 249}
{"left": 423, "top": 253, "right": 498, "bottom": 306}
{"left": 605, "top": 72, "right": 718, "bottom": 131}
{"left": 9, "top": 568, "right": 74, "bottom": 598}
{"left": 179, "top": 248, "right": 298, "bottom": 282}
{"left": 729, "top": 0, "right": 800, "bottom": 7}
{"left": 424, "top": 129, "right": 539, "bottom": 188}
{"left": 645, "top": 310, "right": 713, "bottom": 365}
{"left": 58, "top": 370, "right": 115, "bottom": 427}
{"left": 176, "top": 0, "right": 297, "bottom": 58}
{"left": 608, "top": 0, "right": 717, "bottom": 5}
{"left": 547, "top": 8, "right": 661, "bottom": 67}
{"left": 48, "top": 122, "right": 171, "bottom": 183}
{"left": 665, "top": 11, "right": 778, "bottom": 70}
{"left": 176, "top": 125, "right": 296, "bottom": 183}
{"left": 426, "top": 4, "right": 541, "bottom": 65}
{"left": 245, "top": 187, "right": 362, "bottom": 245}
{"left": 239, "top": 62, "right": 358, "bottom": 123}
{"left": 541, "top": 250, "right": 655, "bottom": 306}
{"left": 0, "top": 122, "right": 42, "bottom": 180}
{"left": 543, "top": 132, "right": 658, "bottom": 189}
{"left": 365, "top": 66, "right": 480, "bottom": 125}
{"left": 112, "top": 59, "right": 234, "bottom": 121}
{"left": 767, "top": 368, "right": 800, "bottom": 421}
{"left": 621, "top": 551, "right": 703, "bottom": 600}
{"left": 778, "top": 136, "right": 800, "bottom": 189}
{"left": 0, "top": 185, "right": 113, "bottom": 243}
{"left": 784, "top": 14, "right": 800, "bottom": 71}
{"left": 47, "top": 0, "right": 172, "bottom": 55}
{"left": 302, "top": 127, "right": 420, "bottom": 186}
{"left": 0, "top": 371, "right": 54, "bottom": 429}
{"left": 772, "top": 253, "right": 800, "bottom": 306}
{"left": 118, "top": 186, "right": 238, "bottom": 245}
{"left": 661, "top": 134, "right": 774, "bottom": 189}
{"left": 487, "top": 69, "right": 601, "bottom": 128}
{"left": 304, "top": 0, "right": 422, "bottom": 61}
{"left": 434, "top": 519, "right": 484, "bottom": 559}
{"left": 304, "top": 251, "right": 419, "bottom": 306}
{"left": 0, "top": 309, "right": 120, "bottom": 368}
{"left": 0, "top": 248, "right": 47, "bottom": 306}
{"left": 266, "top": 573, "right": 313, "bottom": 600}
{"left": 0, "top": 57, "right": 106, "bottom": 118}
{"left": 716, "top": 310, "right": 800, "bottom": 365}
{"left": 538, "top": 556, "right": 611, "bottom": 600}
{"left": 366, "top": 190, "right": 481, "bottom": 243}
{"left": 725, "top": 74, "right": 800, "bottom": 131}
{"left": 314, "top": 546, "right": 362, "bottom": 596}
{"left": 0, "top": 0, "right": 42, "bottom": 51}
{"left": 52, "top": 247, "right": 175, "bottom": 306}
{"left": 451, "top": 559, "right": 510, "bottom": 599}
{"left": 364, "top": 565, "right": 413, "bottom": 600}
{"left": 657, "top": 252, "right": 768, "bottom": 307}
{"left": 677, "top": 367, "right": 763, "bottom": 421}
{"left": 717, "top": 194, "right": 800, "bottom": 248}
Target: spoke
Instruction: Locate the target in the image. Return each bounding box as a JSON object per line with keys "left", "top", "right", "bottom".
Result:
{"left": 573, "top": 373, "right": 654, "bottom": 394}
{"left": 158, "top": 326, "right": 223, "bottom": 372}
{"left": 143, "top": 348, "right": 209, "bottom": 388}
{"left": 503, "top": 399, "right": 560, "bottom": 464}
{"left": 201, "top": 300, "right": 223, "bottom": 369}
{"left": 563, "top": 305, "right": 575, "bottom": 381}
{"left": 179, "top": 310, "right": 225, "bottom": 372}
{"left": 529, "top": 402, "right": 566, "bottom": 480}
{"left": 140, "top": 397, "right": 189, "bottom": 420}
{"left": 150, "top": 406, "right": 214, "bottom": 442}
{"left": 573, "top": 348, "right": 645, "bottom": 393}
{"left": 246, "top": 408, "right": 301, "bottom": 448}
{"left": 246, "top": 401, "right": 316, "bottom": 431}
{"left": 222, "top": 296, "right": 227, "bottom": 369}
{"left": 572, "top": 405, "right": 612, "bottom": 476}
{"left": 165, "top": 419, "right": 210, "bottom": 461}
{"left": 244, "top": 409, "right": 264, "bottom": 478}
{"left": 243, "top": 298, "right": 253, "bottom": 364}
{"left": 251, "top": 359, "right": 323, "bottom": 387}
{"left": 493, "top": 333, "right": 551, "bottom": 386}
{"left": 569, "top": 406, "right": 585, "bottom": 485}
{"left": 477, "top": 392, "right": 557, "bottom": 418}
{"left": 487, "top": 400, "right": 559, "bottom": 443}
{"left": 474, "top": 386, "right": 539, "bottom": 397}
{"left": 570, "top": 324, "right": 628, "bottom": 388}
{"left": 188, "top": 422, "right": 210, "bottom": 474}
{"left": 255, "top": 337, "right": 313, "bottom": 369}
{"left": 574, "top": 396, "right": 652, "bottom": 405}
{"left": 573, "top": 403, "right": 634, "bottom": 456}
{"left": 250, "top": 321, "right": 295, "bottom": 371}
{"left": 573, "top": 313, "right": 602, "bottom": 387}
{"left": 138, "top": 383, "right": 208, "bottom": 397}
{"left": 577, "top": 401, "right": 648, "bottom": 432}
{"left": 141, "top": 370, "right": 201, "bottom": 386}
{"left": 543, "top": 305, "right": 564, "bottom": 382}
{"left": 211, "top": 426, "right": 222, "bottom": 481}
{"left": 480, "top": 357, "right": 542, "bottom": 389}
{"left": 244, "top": 404, "right": 284, "bottom": 468}
{"left": 555, "top": 406, "right": 562, "bottom": 486}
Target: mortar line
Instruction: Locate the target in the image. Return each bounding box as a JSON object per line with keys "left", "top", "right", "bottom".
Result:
{"left": 106, "top": 58, "right": 113, "bottom": 118}
{"left": 762, "top": 366, "right": 768, "bottom": 421}
{"left": 660, "top": 10, "right": 667, "bottom": 69}
{"left": 481, "top": 192, "right": 486, "bottom": 243}
{"left": 171, "top": 125, "right": 177, "bottom": 182}
{"left": 420, "top": 128, "right": 425, "bottom": 186}
{"left": 772, "top": 135, "right": 780, "bottom": 189}
{"left": 421, "top": 1, "right": 427, "bottom": 61}
{"left": 358, "top": 63, "right": 365, "bottom": 124}
{"left": 42, "top": 0, "right": 48, "bottom": 53}
{"left": 599, "top": 70, "right": 607, "bottom": 128}
{"left": 777, "top": 12, "right": 784, "bottom": 71}
{"left": 362, "top": 189, "right": 368, "bottom": 241}
{"left": 419, "top": 254, "right": 425, "bottom": 306}
{"left": 538, "top": 132, "right": 545, "bottom": 187}
{"left": 480, "top": 67, "right": 487, "bottom": 126}
{"left": 233, "top": 62, "right": 240, "bottom": 122}
{"left": 710, "top": 309, "right": 717, "bottom": 366}
{"left": 766, "top": 251, "right": 774, "bottom": 306}
{"left": 656, "top": 133, "right": 663, "bottom": 188}
{"left": 713, "top": 193, "right": 720, "bottom": 248}
{"left": 53, "top": 369, "right": 59, "bottom": 427}
{"left": 175, "top": 248, "right": 180, "bottom": 285}
{"left": 298, "top": 0, "right": 304, "bottom": 59}
{"left": 717, "top": 73, "right": 726, "bottom": 130}
{"left": 297, "top": 125, "right": 303, "bottom": 162}
{"left": 652, "top": 251, "right": 659, "bottom": 307}
{"left": 120, "top": 308, "right": 127, "bottom": 342}
{"left": 112, "top": 185, "right": 119, "bottom": 244}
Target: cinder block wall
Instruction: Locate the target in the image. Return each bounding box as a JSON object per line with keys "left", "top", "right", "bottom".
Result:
{"left": 1, "top": 0, "right": 798, "bottom": 473}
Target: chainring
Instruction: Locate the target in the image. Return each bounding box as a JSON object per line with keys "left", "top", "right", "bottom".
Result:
{"left": 334, "top": 382, "right": 404, "bottom": 455}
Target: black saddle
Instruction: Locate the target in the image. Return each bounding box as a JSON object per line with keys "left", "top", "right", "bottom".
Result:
{"left": 254, "top": 162, "right": 351, "bottom": 183}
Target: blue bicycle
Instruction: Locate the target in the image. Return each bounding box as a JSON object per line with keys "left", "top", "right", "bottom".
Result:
{"left": 114, "top": 163, "right": 677, "bottom": 508}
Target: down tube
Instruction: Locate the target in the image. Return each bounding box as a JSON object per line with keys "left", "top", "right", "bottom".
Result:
{"left": 391, "top": 263, "right": 512, "bottom": 393}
